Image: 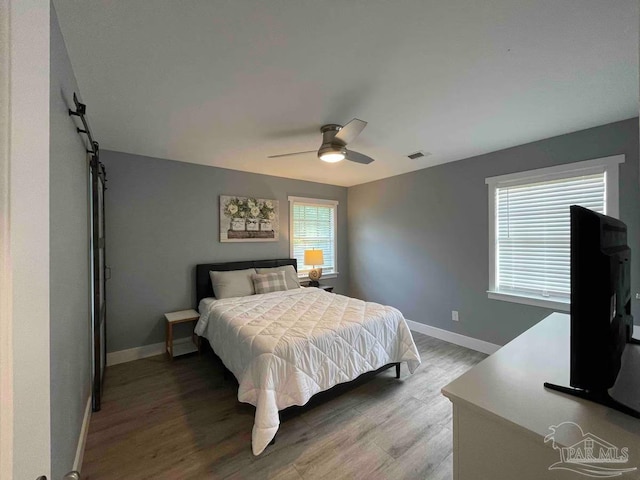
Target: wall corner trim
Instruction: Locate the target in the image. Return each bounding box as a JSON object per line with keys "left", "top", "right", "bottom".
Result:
{"left": 405, "top": 319, "right": 501, "bottom": 355}
{"left": 72, "top": 396, "right": 91, "bottom": 473}
{"left": 106, "top": 337, "right": 192, "bottom": 366}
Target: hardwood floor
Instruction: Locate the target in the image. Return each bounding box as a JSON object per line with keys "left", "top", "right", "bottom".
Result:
{"left": 82, "top": 333, "right": 486, "bottom": 480}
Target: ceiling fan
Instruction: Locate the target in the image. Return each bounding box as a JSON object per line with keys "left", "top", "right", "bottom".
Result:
{"left": 268, "top": 119, "right": 374, "bottom": 165}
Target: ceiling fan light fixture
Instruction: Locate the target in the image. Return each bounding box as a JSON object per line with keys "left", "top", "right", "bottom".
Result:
{"left": 318, "top": 144, "right": 346, "bottom": 163}
{"left": 319, "top": 151, "right": 345, "bottom": 163}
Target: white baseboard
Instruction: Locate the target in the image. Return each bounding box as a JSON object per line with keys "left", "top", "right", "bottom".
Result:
{"left": 73, "top": 396, "right": 91, "bottom": 472}
{"left": 108, "top": 324, "right": 500, "bottom": 364}
{"left": 106, "top": 337, "right": 191, "bottom": 366}
{"left": 405, "top": 319, "right": 501, "bottom": 355}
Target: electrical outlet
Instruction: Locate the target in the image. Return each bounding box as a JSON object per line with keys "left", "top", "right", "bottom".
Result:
{"left": 452, "top": 310, "right": 459, "bottom": 322}
{"left": 636, "top": 293, "right": 640, "bottom": 300}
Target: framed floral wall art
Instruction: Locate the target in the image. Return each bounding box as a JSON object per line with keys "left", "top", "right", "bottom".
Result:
{"left": 220, "top": 195, "right": 279, "bottom": 242}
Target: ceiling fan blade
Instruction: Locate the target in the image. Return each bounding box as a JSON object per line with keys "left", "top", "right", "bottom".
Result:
{"left": 346, "top": 150, "right": 374, "bottom": 165}
{"left": 267, "top": 150, "right": 317, "bottom": 159}
{"left": 334, "top": 118, "right": 367, "bottom": 145}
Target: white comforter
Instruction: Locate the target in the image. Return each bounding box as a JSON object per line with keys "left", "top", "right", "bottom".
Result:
{"left": 195, "top": 287, "right": 421, "bottom": 455}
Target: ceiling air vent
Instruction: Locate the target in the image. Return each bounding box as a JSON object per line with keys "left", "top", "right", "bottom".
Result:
{"left": 407, "top": 151, "right": 430, "bottom": 160}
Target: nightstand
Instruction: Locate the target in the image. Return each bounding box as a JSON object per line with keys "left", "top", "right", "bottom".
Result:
{"left": 301, "top": 282, "right": 334, "bottom": 292}
{"left": 164, "top": 309, "right": 200, "bottom": 360}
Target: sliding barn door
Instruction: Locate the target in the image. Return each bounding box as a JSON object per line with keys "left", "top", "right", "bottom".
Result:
{"left": 90, "top": 156, "right": 107, "bottom": 412}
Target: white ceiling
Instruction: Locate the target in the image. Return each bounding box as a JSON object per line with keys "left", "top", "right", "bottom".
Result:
{"left": 53, "top": 0, "right": 638, "bottom": 187}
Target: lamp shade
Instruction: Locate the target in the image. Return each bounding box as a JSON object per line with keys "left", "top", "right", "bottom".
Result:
{"left": 304, "top": 249, "right": 324, "bottom": 266}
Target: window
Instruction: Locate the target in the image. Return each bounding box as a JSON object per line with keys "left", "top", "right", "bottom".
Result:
{"left": 486, "top": 155, "right": 623, "bottom": 311}
{"left": 289, "top": 196, "right": 338, "bottom": 278}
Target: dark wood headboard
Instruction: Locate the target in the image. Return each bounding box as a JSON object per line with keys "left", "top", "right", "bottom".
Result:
{"left": 195, "top": 258, "right": 297, "bottom": 307}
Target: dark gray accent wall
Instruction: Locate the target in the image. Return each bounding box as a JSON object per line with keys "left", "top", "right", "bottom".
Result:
{"left": 348, "top": 118, "right": 640, "bottom": 346}
{"left": 102, "top": 151, "right": 348, "bottom": 353}
{"left": 49, "top": 4, "right": 91, "bottom": 479}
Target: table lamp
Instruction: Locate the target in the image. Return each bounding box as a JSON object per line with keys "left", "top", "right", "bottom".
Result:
{"left": 304, "top": 249, "right": 324, "bottom": 287}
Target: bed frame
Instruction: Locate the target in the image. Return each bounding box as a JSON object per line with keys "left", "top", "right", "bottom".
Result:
{"left": 195, "top": 258, "right": 297, "bottom": 306}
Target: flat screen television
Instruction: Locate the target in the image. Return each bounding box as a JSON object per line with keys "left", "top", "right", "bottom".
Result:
{"left": 545, "top": 205, "right": 638, "bottom": 417}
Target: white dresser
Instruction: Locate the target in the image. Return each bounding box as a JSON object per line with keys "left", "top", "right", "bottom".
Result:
{"left": 442, "top": 313, "right": 640, "bottom": 480}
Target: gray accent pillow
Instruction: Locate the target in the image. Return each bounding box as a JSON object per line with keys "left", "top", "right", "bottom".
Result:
{"left": 252, "top": 271, "right": 288, "bottom": 294}
{"left": 256, "top": 265, "right": 300, "bottom": 290}
{"left": 209, "top": 268, "right": 256, "bottom": 299}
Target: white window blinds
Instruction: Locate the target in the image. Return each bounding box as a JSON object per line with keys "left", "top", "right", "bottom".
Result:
{"left": 289, "top": 197, "right": 338, "bottom": 276}
{"left": 496, "top": 172, "right": 605, "bottom": 299}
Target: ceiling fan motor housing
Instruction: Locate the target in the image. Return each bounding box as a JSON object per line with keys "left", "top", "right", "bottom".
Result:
{"left": 318, "top": 124, "right": 347, "bottom": 158}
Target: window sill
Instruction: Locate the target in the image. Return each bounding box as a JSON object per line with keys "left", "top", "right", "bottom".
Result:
{"left": 487, "top": 291, "right": 570, "bottom": 312}
{"left": 297, "top": 272, "right": 338, "bottom": 280}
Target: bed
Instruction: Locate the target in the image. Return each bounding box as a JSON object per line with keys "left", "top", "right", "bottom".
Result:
{"left": 194, "top": 259, "right": 421, "bottom": 455}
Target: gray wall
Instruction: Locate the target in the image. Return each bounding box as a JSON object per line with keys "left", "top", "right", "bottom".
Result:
{"left": 348, "top": 118, "right": 640, "bottom": 346}
{"left": 102, "top": 151, "right": 348, "bottom": 353}
{"left": 49, "top": 4, "right": 91, "bottom": 479}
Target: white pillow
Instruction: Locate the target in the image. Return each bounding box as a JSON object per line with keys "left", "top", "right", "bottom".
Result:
{"left": 209, "top": 269, "right": 256, "bottom": 299}
{"left": 256, "top": 265, "right": 300, "bottom": 290}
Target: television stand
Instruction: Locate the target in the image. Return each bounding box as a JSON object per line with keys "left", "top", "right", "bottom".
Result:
{"left": 442, "top": 313, "right": 640, "bottom": 480}
{"left": 543, "top": 382, "right": 640, "bottom": 418}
